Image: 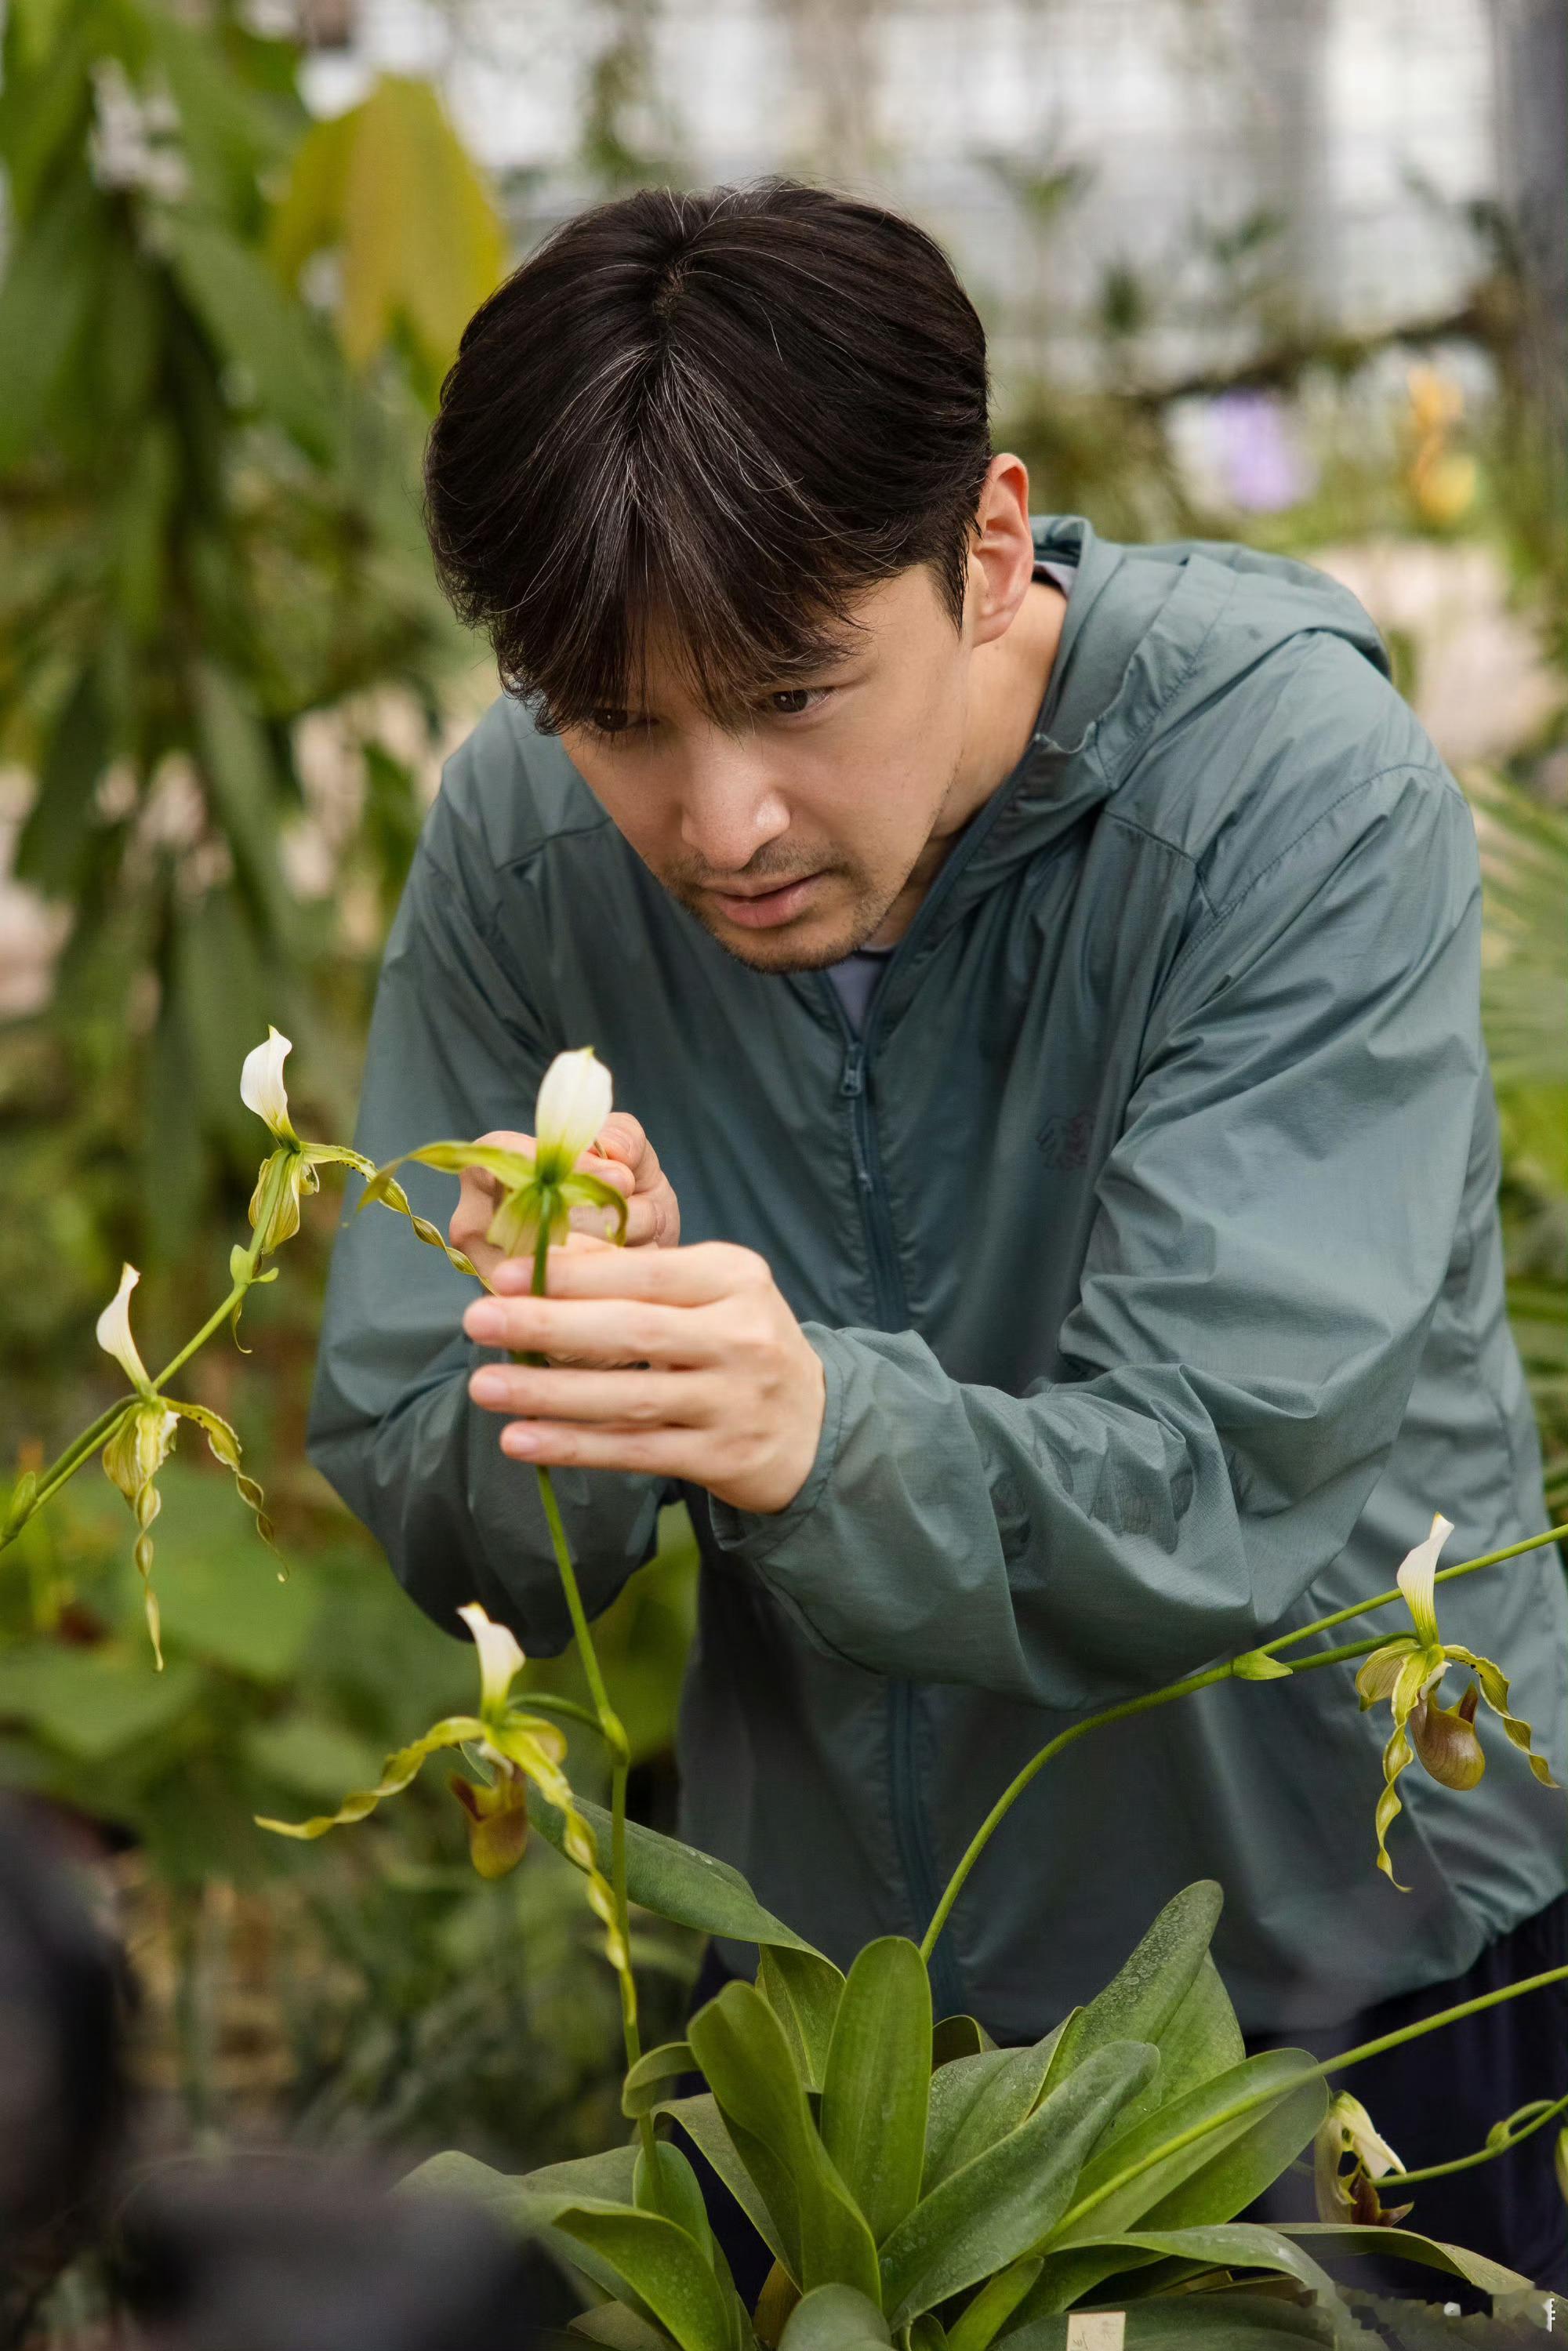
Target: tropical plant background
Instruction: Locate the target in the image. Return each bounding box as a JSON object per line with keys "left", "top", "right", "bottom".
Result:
{"left": 0, "top": 0, "right": 1563, "bottom": 2336}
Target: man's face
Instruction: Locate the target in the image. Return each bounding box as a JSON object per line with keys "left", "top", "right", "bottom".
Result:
{"left": 557, "top": 565, "right": 977, "bottom": 972}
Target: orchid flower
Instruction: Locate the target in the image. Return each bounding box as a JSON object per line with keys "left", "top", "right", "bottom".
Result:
{"left": 1356, "top": 1513, "right": 1555, "bottom": 1885}
{"left": 256, "top": 1602, "right": 625, "bottom": 1959}
{"left": 240, "top": 1026, "right": 475, "bottom": 1279}
{"left": 1313, "top": 2093, "right": 1412, "bottom": 2227}
{"left": 95, "top": 1264, "right": 273, "bottom": 1667}
{"left": 358, "top": 1046, "right": 626, "bottom": 1275}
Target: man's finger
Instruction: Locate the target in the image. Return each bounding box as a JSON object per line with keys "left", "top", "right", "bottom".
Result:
{"left": 463, "top": 1289, "right": 723, "bottom": 1366}
{"left": 469, "top": 1363, "right": 719, "bottom": 1425}
{"left": 492, "top": 1239, "right": 764, "bottom": 1306}
{"left": 497, "top": 1420, "right": 697, "bottom": 1478}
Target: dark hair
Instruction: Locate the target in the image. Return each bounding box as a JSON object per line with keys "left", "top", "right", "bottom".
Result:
{"left": 423, "top": 179, "right": 993, "bottom": 731}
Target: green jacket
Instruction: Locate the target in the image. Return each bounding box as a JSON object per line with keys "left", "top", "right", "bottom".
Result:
{"left": 309, "top": 517, "right": 1567, "bottom": 2036}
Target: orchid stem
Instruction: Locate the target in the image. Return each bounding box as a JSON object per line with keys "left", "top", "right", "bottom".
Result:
{"left": 920, "top": 1520, "right": 1568, "bottom": 1965}
{"left": 1377, "top": 2091, "right": 1568, "bottom": 2190}
{"left": 528, "top": 1239, "right": 655, "bottom": 2175}
{"left": 2, "top": 1157, "right": 295, "bottom": 1551}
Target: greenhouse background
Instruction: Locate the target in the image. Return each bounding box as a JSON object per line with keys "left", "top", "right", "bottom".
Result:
{"left": 0, "top": 0, "right": 1563, "bottom": 2337}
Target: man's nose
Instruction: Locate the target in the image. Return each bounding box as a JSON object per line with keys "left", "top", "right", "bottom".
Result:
{"left": 677, "top": 742, "right": 791, "bottom": 875}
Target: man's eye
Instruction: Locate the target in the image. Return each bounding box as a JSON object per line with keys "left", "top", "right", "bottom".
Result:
{"left": 589, "top": 709, "right": 634, "bottom": 735}
{"left": 766, "top": 688, "right": 826, "bottom": 718}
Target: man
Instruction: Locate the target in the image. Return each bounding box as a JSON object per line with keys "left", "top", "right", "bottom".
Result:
{"left": 309, "top": 181, "right": 1568, "bottom": 2276}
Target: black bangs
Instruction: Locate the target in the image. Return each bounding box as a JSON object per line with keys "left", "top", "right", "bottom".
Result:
{"left": 423, "top": 180, "right": 993, "bottom": 730}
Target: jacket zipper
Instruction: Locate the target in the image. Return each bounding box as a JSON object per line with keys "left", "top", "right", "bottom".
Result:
{"left": 836, "top": 1025, "right": 968, "bottom": 2023}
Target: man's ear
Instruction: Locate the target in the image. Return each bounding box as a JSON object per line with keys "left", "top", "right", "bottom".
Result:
{"left": 966, "top": 453, "right": 1036, "bottom": 650}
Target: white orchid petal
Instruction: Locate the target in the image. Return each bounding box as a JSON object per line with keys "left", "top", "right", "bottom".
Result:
{"left": 458, "top": 1602, "right": 527, "bottom": 1714}
{"left": 240, "top": 1027, "right": 298, "bottom": 1143}
{"left": 533, "top": 1048, "right": 612, "bottom": 1178}
{"left": 1395, "top": 1512, "right": 1455, "bottom": 1650}
{"left": 95, "top": 1264, "right": 153, "bottom": 1394}
{"left": 1333, "top": 2092, "right": 1404, "bottom": 2179}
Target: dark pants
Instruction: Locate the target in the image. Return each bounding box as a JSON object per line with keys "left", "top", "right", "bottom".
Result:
{"left": 683, "top": 1896, "right": 1568, "bottom": 2304}
{"left": 1243, "top": 1891, "right": 1568, "bottom": 2295}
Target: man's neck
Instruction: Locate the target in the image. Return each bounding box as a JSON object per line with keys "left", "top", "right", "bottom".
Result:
{"left": 865, "top": 575, "right": 1069, "bottom": 949}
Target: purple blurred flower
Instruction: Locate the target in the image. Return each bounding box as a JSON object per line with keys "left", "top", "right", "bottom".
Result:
{"left": 1210, "top": 390, "right": 1314, "bottom": 513}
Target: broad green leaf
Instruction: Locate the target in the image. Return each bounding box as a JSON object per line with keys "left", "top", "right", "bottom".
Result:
{"left": 189, "top": 664, "right": 293, "bottom": 946}
{"left": 922, "top": 2026, "right": 1065, "bottom": 2193}
{"left": 624, "top": 2041, "right": 697, "bottom": 2120}
{"left": 570, "top": 2305, "right": 675, "bottom": 2351}
{"left": 909, "top": 2318, "right": 948, "bottom": 2351}
{"left": 944, "top": 2257, "right": 1041, "bottom": 2351}
{"left": 528, "top": 1790, "right": 825, "bottom": 1955}
{"left": 1046, "top": 1884, "right": 1222, "bottom": 2113}
{"left": 687, "top": 1981, "right": 879, "bottom": 2300}
{"left": 1282, "top": 2221, "right": 1531, "bottom": 2297}
{"left": 1012, "top": 2224, "right": 1353, "bottom": 2324}
{"left": 758, "top": 1946, "right": 845, "bottom": 2092}
{"left": 931, "top": 2015, "right": 995, "bottom": 2066}
{"left": 659, "top": 2093, "right": 787, "bottom": 2269}
{"left": 550, "top": 2205, "right": 732, "bottom": 2351}
{"left": 878, "top": 2041, "right": 1159, "bottom": 2325}
{"left": 778, "top": 2284, "right": 890, "bottom": 2351}
{"left": 1006, "top": 2292, "right": 1334, "bottom": 2346}
{"left": 1044, "top": 2051, "right": 1327, "bottom": 2252}
{"left": 0, "top": 174, "right": 100, "bottom": 466}
{"left": 15, "top": 666, "right": 109, "bottom": 895}
{"left": 819, "top": 1938, "right": 931, "bottom": 2245}
{"left": 1138, "top": 1957, "right": 1244, "bottom": 2112}
{"left": 636, "top": 2142, "right": 713, "bottom": 2256}
{"left": 401, "top": 2143, "right": 636, "bottom": 2214}
{"left": 0, "top": 1644, "right": 202, "bottom": 1761}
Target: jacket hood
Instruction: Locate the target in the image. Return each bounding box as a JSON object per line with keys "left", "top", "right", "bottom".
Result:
{"left": 923, "top": 515, "right": 1394, "bottom": 931}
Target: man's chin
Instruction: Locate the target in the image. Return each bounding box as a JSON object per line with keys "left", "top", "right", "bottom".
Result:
{"left": 673, "top": 878, "right": 887, "bottom": 974}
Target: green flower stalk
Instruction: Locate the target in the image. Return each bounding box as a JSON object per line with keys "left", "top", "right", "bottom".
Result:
{"left": 94, "top": 1265, "right": 273, "bottom": 1666}
{"left": 1355, "top": 1511, "right": 1556, "bottom": 1885}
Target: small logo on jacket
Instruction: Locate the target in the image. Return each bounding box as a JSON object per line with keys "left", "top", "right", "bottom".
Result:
{"left": 1036, "top": 1110, "right": 1094, "bottom": 1170}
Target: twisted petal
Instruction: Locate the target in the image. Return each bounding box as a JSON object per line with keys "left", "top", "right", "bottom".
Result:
{"left": 458, "top": 1602, "right": 527, "bottom": 1716}
{"left": 1395, "top": 1512, "right": 1455, "bottom": 1650}
{"left": 1446, "top": 1645, "right": 1559, "bottom": 1790}
{"left": 101, "top": 1400, "right": 178, "bottom": 1667}
{"left": 534, "top": 1048, "right": 612, "bottom": 1183}
{"left": 95, "top": 1264, "right": 154, "bottom": 1395}
{"left": 240, "top": 1027, "right": 299, "bottom": 1145}
{"left": 170, "top": 1400, "right": 277, "bottom": 1568}
{"left": 358, "top": 1143, "right": 514, "bottom": 1278}
{"left": 1355, "top": 1638, "right": 1416, "bottom": 1708}
{"left": 256, "top": 1714, "right": 485, "bottom": 1840}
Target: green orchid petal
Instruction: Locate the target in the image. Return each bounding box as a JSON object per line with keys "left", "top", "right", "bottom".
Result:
{"left": 256, "top": 1713, "right": 486, "bottom": 1840}
{"left": 302, "top": 1143, "right": 376, "bottom": 1177}
{"left": 248, "top": 1145, "right": 307, "bottom": 1255}
{"left": 1372, "top": 1714, "right": 1417, "bottom": 1888}
{"left": 1445, "top": 1645, "right": 1559, "bottom": 1789}
{"left": 169, "top": 1400, "right": 278, "bottom": 1569}
{"left": 557, "top": 1170, "right": 630, "bottom": 1244}
{"left": 356, "top": 1145, "right": 498, "bottom": 1276}
{"left": 101, "top": 1399, "right": 178, "bottom": 1667}
{"left": 486, "top": 1179, "right": 555, "bottom": 1260}
{"left": 1355, "top": 1639, "right": 1417, "bottom": 1708}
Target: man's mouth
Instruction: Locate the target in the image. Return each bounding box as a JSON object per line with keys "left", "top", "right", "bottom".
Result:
{"left": 706, "top": 873, "right": 826, "bottom": 929}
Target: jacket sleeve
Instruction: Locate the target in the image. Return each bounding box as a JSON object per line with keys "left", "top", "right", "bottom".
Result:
{"left": 708, "top": 765, "right": 1486, "bottom": 1708}
{"left": 306, "top": 807, "right": 669, "bottom": 1655}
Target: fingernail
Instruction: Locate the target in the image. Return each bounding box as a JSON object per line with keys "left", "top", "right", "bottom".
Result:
{"left": 470, "top": 1367, "right": 510, "bottom": 1402}
{"left": 503, "top": 1425, "right": 541, "bottom": 1456}
{"left": 465, "top": 1301, "right": 506, "bottom": 1340}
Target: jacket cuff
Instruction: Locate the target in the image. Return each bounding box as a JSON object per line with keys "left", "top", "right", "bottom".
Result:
{"left": 708, "top": 1324, "right": 848, "bottom": 1566}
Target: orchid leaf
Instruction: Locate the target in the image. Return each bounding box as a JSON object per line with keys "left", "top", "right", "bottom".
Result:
{"left": 922, "top": 2028, "right": 1067, "bottom": 2194}
{"left": 1012, "top": 2223, "right": 1358, "bottom": 2325}
{"left": 624, "top": 2041, "right": 697, "bottom": 2120}
{"left": 820, "top": 1937, "right": 931, "bottom": 2245}
{"left": 757, "top": 1946, "right": 845, "bottom": 2092}
{"left": 944, "top": 2256, "right": 1043, "bottom": 2351}
{"left": 543, "top": 2203, "right": 734, "bottom": 2351}
{"left": 687, "top": 1981, "right": 880, "bottom": 2298}
{"left": 1046, "top": 1883, "right": 1222, "bottom": 2117}
{"left": 527, "top": 1789, "right": 826, "bottom": 1954}
{"left": 931, "top": 2015, "right": 995, "bottom": 2066}
{"left": 877, "top": 2041, "right": 1159, "bottom": 2325}
{"left": 1281, "top": 2220, "right": 1531, "bottom": 2296}
{"left": 659, "top": 2094, "right": 788, "bottom": 2268}
{"left": 777, "top": 2285, "right": 890, "bottom": 2351}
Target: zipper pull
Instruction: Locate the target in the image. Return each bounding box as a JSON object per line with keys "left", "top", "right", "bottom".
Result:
{"left": 840, "top": 1043, "right": 866, "bottom": 1098}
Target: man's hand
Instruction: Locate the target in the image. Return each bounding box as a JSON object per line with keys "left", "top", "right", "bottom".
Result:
{"left": 451, "top": 1113, "right": 680, "bottom": 1283}
{"left": 461, "top": 1242, "right": 827, "bottom": 1516}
